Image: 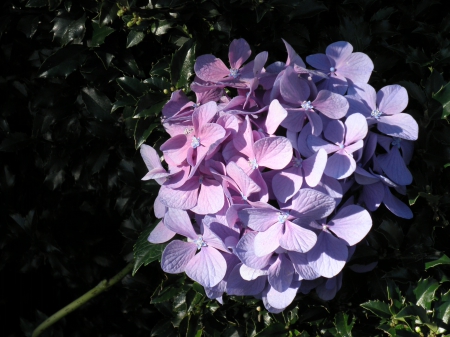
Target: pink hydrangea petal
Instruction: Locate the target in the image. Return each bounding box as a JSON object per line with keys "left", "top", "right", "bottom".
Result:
{"left": 323, "top": 151, "right": 356, "bottom": 180}
{"left": 140, "top": 144, "right": 163, "bottom": 171}
{"left": 161, "top": 240, "right": 197, "bottom": 274}
{"left": 238, "top": 205, "right": 279, "bottom": 232}
{"left": 265, "top": 99, "right": 287, "bottom": 134}
{"left": 326, "top": 41, "right": 353, "bottom": 65}
{"left": 233, "top": 116, "right": 255, "bottom": 159}
{"left": 160, "top": 134, "right": 189, "bottom": 166}
{"left": 283, "top": 38, "right": 306, "bottom": 67}
{"left": 289, "top": 188, "right": 336, "bottom": 220}
{"left": 240, "top": 264, "right": 268, "bottom": 281}
{"left": 195, "top": 54, "right": 230, "bottom": 82}
{"left": 268, "top": 254, "right": 294, "bottom": 292}
{"left": 308, "top": 134, "right": 339, "bottom": 154}
{"left": 254, "top": 136, "right": 293, "bottom": 169}
{"left": 281, "top": 109, "right": 307, "bottom": 133}
{"left": 164, "top": 207, "right": 197, "bottom": 239}
{"left": 377, "top": 114, "right": 418, "bottom": 140}
{"left": 313, "top": 90, "right": 349, "bottom": 119}
{"left": 148, "top": 220, "right": 176, "bottom": 244}
{"left": 307, "top": 230, "right": 348, "bottom": 278}
{"left": 192, "top": 101, "right": 218, "bottom": 132}
{"left": 266, "top": 281, "right": 300, "bottom": 310}
{"left": 253, "top": 51, "right": 268, "bottom": 76}
{"left": 272, "top": 166, "right": 303, "bottom": 203}
{"left": 228, "top": 38, "right": 252, "bottom": 70}
{"left": 305, "top": 110, "right": 323, "bottom": 136}
{"left": 190, "top": 178, "right": 224, "bottom": 215}
{"left": 303, "top": 149, "right": 327, "bottom": 187}
{"left": 227, "top": 263, "right": 267, "bottom": 296}
{"left": 287, "top": 251, "right": 320, "bottom": 280}
{"left": 185, "top": 246, "right": 227, "bottom": 287}
{"left": 254, "top": 222, "right": 284, "bottom": 256}
{"left": 344, "top": 113, "right": 368, "bottom": 145}
{"left": 327, "top": 205, "right": 372, "bottom": 246}
{"left": 280, "top": 66, "right": 310, "bottom": 105}
{"left": 377, "top": 85, "right": 408, "bottom": 115}
{"left": 279, "top": 220, "right": 317, "bottom": 253}
{"left": 235, "top": 231, "right": 272, "bottom": 269}
{"left": 377, "top": 146, "right": 413, "bottom": 185}
{"left": 337, "top": 52, "right": 373, "bottom": 84}
{"left": 306, "top": 53, "right": 332, "bottom": 71}
{"left": 226, "top": 161, "right": 261, "bottom": 198}
{"left": 347, "top": 83, "right": 376, "bottom": 113}
{"left": 324, "top": 119, "right": 345, "bottom": 144}
{"left": 158, "top": 178, "right": 199, "bottom": 210}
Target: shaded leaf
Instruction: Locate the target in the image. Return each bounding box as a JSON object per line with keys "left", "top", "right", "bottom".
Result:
{"left": 99, "top": 0, "right": 118, "bottom": 26}
{"left": 117, "top": 76, "right": 149, "bottom": 98}
{"left": 171, "top": 39, "right": 196, "bottom": 88}
{"left": 376, "top": 220, "right": 403, "bottom": 249}
{"left": 432, "top": 82, "right": 450, "bottom": 119}
{"left": 425, "top": 254, "right": 450, "bottom": 270}
{"left": 126, "top": 30, "right": 145, "bottom": 48}
{"left": 361, "top": 300, "right": 392, "bottom": 319}
{"left": 25, "top": 0, "right": 47, "bottom": 8}
{"left": 0, "top": 132, "right": 32, "bottom": 152}
{"left": 256, "top": 323, "right": 288, "bottom": 336}
{"left": 81, "top": 87, "right": 114, "bottom": 122}
{"left": 334, "top": 312, "right": 354, "bottom": 337}
{"left": 60, "top": 14, "right": 87, "bottom": 46}
{"left": 91, "top": 21, "right": 115, "bottom": 47}
{"left": 38, "top": 45, "right": 87, "bottom": 78}
{"left": 134, "top": 118, "right": 159, "bottom": 149}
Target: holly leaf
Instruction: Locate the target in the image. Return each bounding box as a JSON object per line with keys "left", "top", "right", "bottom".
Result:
{"left": 171, "top": 39, "right": 196, "bottom": 88}
{"left": 426, "top": 254, "right": 450, "bottom": 270}
{"left": 432, "top": 82, "right": 450, "bottom": 119}
{"left": 90, "top": 21, "right": 115, "bottom": 47}
{"left": 134, "top": 118, "right": 159, "bottom": 149}
{"left": 133, "top": 223, "right": 167, "bottom": 276}
{"left": 0, "top": 132, "right": 32, "bottom": 152}
{"left": 38, "top": 45, "right": 87, "bottom": 78}
{"left": 414, "top": 278, "right": 439, "bottom": 310}
{"left": 117, "top": 76, "right": 149, "bottom": 98}
{"left": 334, "top": 312, "right": 355, "bottom": 337}
{"left": 126, "top": 30, "right": 145, "bottom": 48}
{"left": 81, "top": 87, "right": 114, "bottom": 122}
{"left": 361, "top": 300, "right": 392, "bottom": 319}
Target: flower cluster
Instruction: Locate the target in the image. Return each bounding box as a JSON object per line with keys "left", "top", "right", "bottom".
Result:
{"left": 140, "top": 39, "right": 418, "bottom": 312}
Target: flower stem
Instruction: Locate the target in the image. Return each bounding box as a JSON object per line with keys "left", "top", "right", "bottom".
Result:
{"left": 32, "top": 262, "right": 134, "bottom": 337}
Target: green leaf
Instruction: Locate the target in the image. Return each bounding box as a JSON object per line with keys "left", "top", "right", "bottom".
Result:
{"left": 60, "top": 14, "right": 87, "bottom": 46}
{"left": 144, "top": 77, "right": 172, "bottom": 91}
{"left": 288, "top": 0, "right": 328, "bottom": 20}
{"left": 81, "top": 87, "right": 114, "bottom": 122}
{"left": 38, "top": 45, "right": 87, "bottom": 78}
{"left": 25, "top": 0, "right": 47, "bottom": 8}
{"left": 361, "top": 300, "right": 392, "bottom": 319}
{"left": 426, "top": 254, "right": 450, "bottom": 269}
{"left": 151, "top": 320, "right": 177, "bottom": 336}
{"left": 99, "top": 0, "right": 118, "bottom": 26}
{"left": 370, "top": 7, "right": 396, "bottom": 21}
{"left": 171, "top": 39, "right": 196, "bottom": 88}
{"left": 85, "top": 144, "right": 110, "bottom": 174}
{"left": 255, "top": 323, "right": 288, "bottom": 336}
{"left": 151, "top": 20, "right": 173, "bottom": 36}
{"left": 17, "top": 15, "right": 40, "bottom": 38}
{"left": 126, "top": 30, "right": 146, "bottom": 48}
{"left": 49, "top": 0, "right": 62, "bottom": 10}
{"left": 377, "top": 220, "right": 404, "bottom": 249}
{"left": 334, "top": 312, "right": 355, "bottom": 337}
{"left": 134, "top": 118, "right": 159, "bottom": 149}
{"left": 90, "top": 21, "right": 115, "bottom": 47}
{"left": 112, "top": 96, "right": 137, "bottom": 112}
{"left": 414, "top": 278, "right": 439, "bottom": 310}
{"left": 133, "top": 223, "right": 167, "bottom": 275}
{"left": 435, "top": 291, "right": 450, "bottom": 333}
{"left": 117, "top": 77, "right": 149, "bottom": 98}
{"left": 133, "top": 100, "right": 166, "bottom": 118}
{"left": 151, "top": 287, "right": 182, "bottom": 304}
{"left": 432, "top": 82, "right": 450, "bottom": 119}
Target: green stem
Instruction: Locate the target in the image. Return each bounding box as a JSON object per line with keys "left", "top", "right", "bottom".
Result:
{"left": 32, "top": 262, "right": 134, "bottom": 337}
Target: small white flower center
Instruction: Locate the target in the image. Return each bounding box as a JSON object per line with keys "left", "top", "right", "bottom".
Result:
{"left": 277, "top": 212, "right": 289, "bottom": 223}
{"left": 330, "top": 67, "right": 336, "bottom": 72}
{"left": 192, "top": 103, "right": 200, "bottom": 108}
{"left": 191, "top": 136, "right": 201, "bottom": 148}
{"left": 248, "top": 158, "right": 259, "bottom": 169}
{"left": 230, "top": 68, "right": 240, "bottom": 79}
{"left": 371, "top": 109, "right": 382, "bottom": 119}
{"left": 199, "top": 175, "right": 204, "bottom": 184}
{"left": 301, "top": 100, "right": 314, "bottom": 110}
{"left": 339, "top": 143, "right": 345, "bottom": 149}
{"left": 193, "top": 235, "right": 207, "bottom": 250}
{"left": 241, "top": 193, "right": 248, "bottom": 201}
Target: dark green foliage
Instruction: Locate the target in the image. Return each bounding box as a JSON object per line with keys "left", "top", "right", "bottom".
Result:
{"left": 1, "top": 0, "right": 450, "bottom": 336}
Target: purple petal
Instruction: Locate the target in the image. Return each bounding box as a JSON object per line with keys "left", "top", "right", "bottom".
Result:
{"left": 268, "top": 254, "right": 295, "bottom": 292}
{"left": 266, "top": 281, "right": 300, "bottom": 310}
{"left": 272, "top": 166, "right": 303, "bottom": 203}
{"left": 281, "top": 108, "right": 307, "bottom": 133}
{"left": 344, "top": 113, "right": 368, "bottom": 145}
{"left": 140, "top": 144, "right": 163, "bottom": 171}
{"left": 324, "top": 151, "right": 356, "bottom": 179}
{"left": 306, "top": 53, "right": 331, "bottom": 71}
{"left": 185, "top": 246, "right": 227, "bottom": 287}
{"left": 228, "top": 38, "right": 251, "bottom": 69}
{"left": 377, "top": 114, "right": 418, "bottom": 140}
{"left": 303, "top": 149, "right": 327, "bottom": 187}
{"left": 194, "top": 54, "right": 230, "bottom": 82}
{"left": 226, "top": 161, "right": 261, "bottom": 198}
{"left": 280, "top": 66, "right": 310, "bottom": 104}
{"left": 326, "top": 41, "right": 353, "bottom": 65}
{"left": 164, "top": 207, "right": 197, "bottom": 239}
{"left": 377, "top": 147, "right": 412, "bottom": 185}
{"left": 159, "top": 178, "right": 199, "bottom": 210}
{"left": 305, "top": 110, "right": 323, "bottom": 136}
{"left": 227, "top": 263, "right": 267, "bottom": 296}
{"left": 337, "top": 52, "right": 373, "bottom": 84}
{"left": 317, "top": 73, "right": 348, "bottom": 95}
{"left": 324, "top": 120, "right": 345, "bottom": 144}
{"left": 238, "top": 205, "right": 279, "bottom": 232}
{"left": 283, "top": 38, "right": 306, "bottom": 67}
{"left": 160, "top": 134, "right": 189, "bottom": 166}
{"left": 289, "top": 188, "right": 336, "bottom": 221}
{"left": 383, "top": 185, "right": 413, "bottom": 219}
{"left": 307, "top": 230, "right": 348, "bottom": 278}
{"left": 254, "top": 222, "right": 284, "bottom": 256}
{"left": 148, "top": 220, "right": 176, "bottom": 244}
{"left": 346, "top": 83, "right": 376, "bottom": 114}
{"left": 308, "top": 135, "right": 339, "bottom": 154}
{"left": 361, "top": 182, "right": 384, "bottom": 211}
{"left": 328, "top": 205, "right": 372, "bottom": 246}
{"left": 190, "top": 178, "right": 224, "bottom": 215}
{"left": 254, "top": 136, "right": 293, "bottom": 169}
{"left": 313, "top": 90, "right": 349, "bottom": 119}
{"left": 161, "top": 240, "right": 197, "bottom": 274}
{"left": 253, "top": 51, "right": 268, "bottom": 76}
{"left": 287, "top": 251, "right": 320, "bottom": 280}
{"left": 235, "top": 232, "right": 272, "bottom": 269}
{"left": 280, "top": 220, "right": 317, "bottom": 253}
{"left": 377, "top": 85, "right": 408, "bottom": 115}
{"left": 265, "top": 99, "right": 287, "bottom": 135}
{"left": 192, "top": 101, "right": 217, "bottom": 132}
{"left": 240, "top": 264, "right": 268, "bottom": 281}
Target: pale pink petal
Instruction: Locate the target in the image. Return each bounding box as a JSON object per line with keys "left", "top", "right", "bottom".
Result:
{"left": 266, "top": 281, "right": 300, "bottom": 310}
{"left": 327, "top": 205, "right": 372, "bottom": 246}
{"left": 254, "top": 136, "right": 293, "bottom": 169}
{"left": 228, "top": 38, "right": 251, "bottom": 69}
{"left": 148, "top": 220, "right": 176, "bottom": 244}
{"left": 190, "top": 178, "right": 224, "bottom": 215}
{"left": 337, "top": 52, "right": 373, "bottom": 84}
{"left": 185, "top": 246, "right": 227, "bottom": 287}
{"left": 377, "top": 85, "right": 408, "bottom": 115}
{"left": 158, "top": 178, "right": 199, "bottom": 210}
{"left": 377, "top": 114, "right": 418, "bottom": 140}
{"left": 323, "top": 151, "right": 356, "bottom": 180}
{"left": 160, "top": 134, "right": 189, "bottom": 166}
{"left": 313, "top": 90, "right": 349, "bottom": 119}
{"left": 226, "top": 161, "right": 261, "bottom": 198}
{"left": 161, "top": 240, "right": 197, "bottom": 274}
{"left": 268, "top": 254, "right": 294, "bottom": 292}
{"left": 289, "top": 188, "right": 336, "bottom": 220}
{"left": 265, "top": 99, "right": 287, "bottom": 135}
{"left": 254, "top": 222, "right": 284, "bottom": 256}
{"left": 164, "top": 207, "right": 197, "bottom": 239}
{"left": 238, "top": 206, "right": 279, "bottom": 232}
{"left": 280, "top": 220, "right": 317, "bottom": 253}
{"left": 272, "top": 167, "right": 303, "bottom": 203}
{"left": 195, "top": 54, "right": 230, "bottom": 82}
{"left": 192, "top": 101, "right": 218, "bottom": 132}
{"left": 288, "top": 251, "right": 320, "bottom": 280}
{"left": 344, "top": 113, "right": 368, "bottom": 145}
{"left": 240, "top": 264, "right": 268, "bottom": 281}
{"left": 235, "top": 232, "right": 272, "bottom": 269}
{"left": 303, "top": 149, "right": 327, "bottom": 187}
{"left": 326, "top": 41, "right": 353, "bottom": 65}
{"left": 308, "top": 135, "right": 340, "bottom": 154}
